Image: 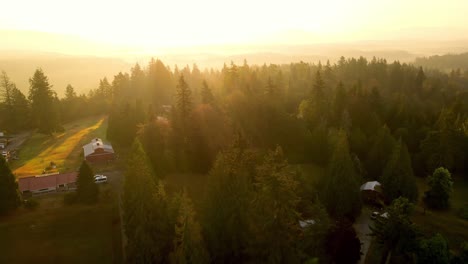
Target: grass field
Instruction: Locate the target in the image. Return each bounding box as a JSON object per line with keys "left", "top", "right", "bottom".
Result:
{"left": 0, "top": 187, "right": 122, "bottom": 264}
{"left": 413, "top": 175, "right": 468, "bottom": 252}
{"left": 12, "top": 115, "right": 108, "bottom": 177}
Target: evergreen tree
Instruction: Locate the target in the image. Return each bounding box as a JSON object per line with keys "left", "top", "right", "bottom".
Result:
{"left": 76, "top": 161, "right": 98, "bottom": 204}
{"left": 124, "top": 140, "right": 173, "bottom": 263}
{"left": 0, "top": 71, "right": 15, "bottom": 128}
{"left": 200, "top": 80, "right": 214, "bottom": 105}
{"left": 170, "top": 190, "right": 209, "bottom": 264}
{"left": 365, "top": 125, "right": 397, "bottom": 180}
{"left": 249, "top": 146, "right": 302, "bottom": 263}
{"left": 370, "top": 197, "right": 419, "bottom": 260}
{"left": 10, "top": 86, "right": 30, "bottom": 131}
{"left": 201, "top": 145, "right": 255, "bottom": 263}
{"left": 424, "top": 167, "right": 453, "bottom": 209}
{"left": 28, "top": 69, "right": 60, "bottom": 134}
{"left": 175, "top": 75, "right": 193, "bottom": 130}
{"left": 0, "top": 156, "right": 21, "bottom": 215}
{"left": 172, "top": 75, "right": 193, "bottom": 170}
{"left": 381, "top": 140, "right": 418, "bottom": 202}
{"left": 322, "top": 130, "right": 362, "bottom": 219}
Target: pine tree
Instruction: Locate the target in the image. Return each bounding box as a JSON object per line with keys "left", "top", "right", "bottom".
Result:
{"left": 366, "top": 125, "right": 397, "bottom": 180}
{"left": 124, "top": 140, "right": 173, "bottom": 263}
{"left": 249, "top": 146, "right": 302, "bottom": 263}
{"left": 170, "top": 190, "right": 209, "bottom": 264}
{"left": 201, "top": 145, "right": 255, "bottom": 263}
{"left": 322, "top": 130, "right": 362, "bottom": 219}
{"left": 76, "top": 161, "right": 98, "bottom": 204}
{"left": 381, "top": 140, "right": 418, "bottom": 202}
{"left": 176, "top": 75, "right": 193, "bottom": 130}
{"left": 200, "top": 80, "right": 214, "bottom": 105}
{"left": 0, "top": 71, "right": 15, "bottom": 128}
{"left": 370, "top": 197, "right": 419, "bottom": 259}
{"left": 0, "top": 156, "right": 21, "bottom": 215}
{"left": 28, "top": 69, "right": 60, "bottom": 134}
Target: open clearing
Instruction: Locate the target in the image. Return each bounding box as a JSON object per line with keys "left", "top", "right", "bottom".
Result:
{"left": 0, "top": 186, "right": 122, "bottom": 264}
{"left": 413, "top": 175, "right": 468, "bottom": 252}
{"left": 11, "top": 115, "right": 108, "bottom": 177}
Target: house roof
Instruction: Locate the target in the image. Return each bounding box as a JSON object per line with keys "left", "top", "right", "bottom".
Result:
{"left": 83, "top": 138, "right": 114, "bottom": 157}
{"left": 18, "top": 172, "right": 78, "bottom": 192}
{"left": 360, "top": 181, "right": 381, "bottom": 191}
{"left": 299, "top": 219, "right": 316, "bottom": 228}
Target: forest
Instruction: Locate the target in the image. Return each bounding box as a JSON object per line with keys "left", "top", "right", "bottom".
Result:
{"left": 1, "top": 55, "right": 468, "bottom": 263}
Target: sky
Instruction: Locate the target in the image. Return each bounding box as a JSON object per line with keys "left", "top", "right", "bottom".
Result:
{"left": 1, "top": 0, "right": 468, "bottom": 49}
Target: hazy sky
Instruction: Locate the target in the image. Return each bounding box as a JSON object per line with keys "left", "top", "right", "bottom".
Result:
{"left": 1, "top": 0, "right": 468, "bottom": 47}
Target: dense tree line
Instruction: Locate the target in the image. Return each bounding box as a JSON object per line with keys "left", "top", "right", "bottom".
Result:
{"left": 0, "top": 69, "right": 113, "bottom": 133}
{"left": 2, "top": 54, "right": 467, "bottom": 262}
{"left": 111, "top": 56, "right": 467, "bottom": 263}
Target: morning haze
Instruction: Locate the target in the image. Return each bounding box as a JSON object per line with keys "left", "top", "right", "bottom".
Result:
{"left": 0, "top": 1, "right": 467, "bottom": 264}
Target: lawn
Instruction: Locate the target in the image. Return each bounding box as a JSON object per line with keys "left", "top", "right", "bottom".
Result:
{"left": 0, "top": 187, "right": 122, "bottom": 264}
{"left": 12, "top": 115, "right": 108, "bottom": 177}
{"left": 412, "top": 175, "right": 468, "bottom": 252}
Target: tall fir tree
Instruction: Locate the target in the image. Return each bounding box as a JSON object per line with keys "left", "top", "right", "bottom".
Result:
{"left": 169, "top": 190, "right": 209, "bottom": 264}
{"left": 0, "top": 156, "right": 21, "bottom": 215}
{"left": 200, "top": 80, "right": 214, "bottom": 105}
{"left": 124, "top": 140, "right": 173, "bottom": 263}
{"left": 381, "top": 140, "right": 418, "bottom": 202}
{"left": 201, "top": 145, "right": 255, "bottom": 263}
{"left": 366, "top": 125, "right": 397, "bottom": 180}
{"left": 76, "top": 161, "right": 99, "bottom": 204}
{"left": 249, "top": 146, "right": 302, "bottom": 263}
{"left": 322, "top": 130, "right": 362, "bottom": 219}
{"left": 28, "top": 69, "right": 60, "bottom": 134}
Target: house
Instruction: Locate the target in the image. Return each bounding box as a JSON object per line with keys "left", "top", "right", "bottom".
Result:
{"left": 83, "top": 138, "right": 114, "bottom": 162}
{"left": 360, "top": 181, "right": 383, "bottom": 206}
{"left": 18, "top": 172, "right": 78, "bottom": 195}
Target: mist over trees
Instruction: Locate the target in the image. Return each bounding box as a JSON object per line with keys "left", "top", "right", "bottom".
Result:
{"left": 1, "top": 54, "right": 468, "bottom": 263}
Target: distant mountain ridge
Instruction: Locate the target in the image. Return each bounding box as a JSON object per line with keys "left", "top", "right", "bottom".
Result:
{"left": 414, "top": 52, "right": 468, "bottom": 71}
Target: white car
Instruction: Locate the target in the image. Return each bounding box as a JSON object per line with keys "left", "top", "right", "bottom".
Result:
{"left": 94, "top": 174, "right": 108, "bottom": 183}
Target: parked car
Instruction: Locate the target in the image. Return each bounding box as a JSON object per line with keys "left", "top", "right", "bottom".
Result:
{"left": 94, "top": 174, "right": 108, "bottom": 183}
{"left": 371, "top": 211, "right": 388, "bottom": 220}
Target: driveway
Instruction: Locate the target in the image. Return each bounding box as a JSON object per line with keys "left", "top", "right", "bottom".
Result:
{"left": 354, "top": 207, "right": 373, "bottom": 264}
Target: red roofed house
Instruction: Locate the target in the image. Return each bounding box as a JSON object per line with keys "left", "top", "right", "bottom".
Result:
{"left": 18, "top": 172, "right": 78, "bottom": 195}
{"left": 83, "top": 138, "right": 114, "bottom": 162}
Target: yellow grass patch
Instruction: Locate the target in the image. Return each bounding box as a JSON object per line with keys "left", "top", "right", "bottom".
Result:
{"left": 13, "top": 116, "right": 107, "bottom": 177}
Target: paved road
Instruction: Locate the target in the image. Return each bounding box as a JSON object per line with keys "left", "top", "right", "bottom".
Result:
{"left": 354, "top": 207, "right": 373, "bottom": 264}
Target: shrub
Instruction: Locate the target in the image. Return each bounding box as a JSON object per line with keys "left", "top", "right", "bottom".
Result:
{"left": 23, "top": 198, "right": 39, "bottom": 210}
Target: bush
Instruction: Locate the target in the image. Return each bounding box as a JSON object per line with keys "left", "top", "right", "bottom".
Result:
{"left": 458, "top": 205, "right": 468, "bottom": 220}
{"left": 23, "top": 198, "right": 39, "bottom": 210}
{"left": 63, "top": 192, "right": 77, "bottom": 205}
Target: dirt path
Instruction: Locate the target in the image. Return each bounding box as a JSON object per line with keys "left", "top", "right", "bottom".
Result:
{"left": 354, "top": 207, "right": 373, "bottom": 264}
{"left": 5, "top": 130, "right": 33, "bottom": 151}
